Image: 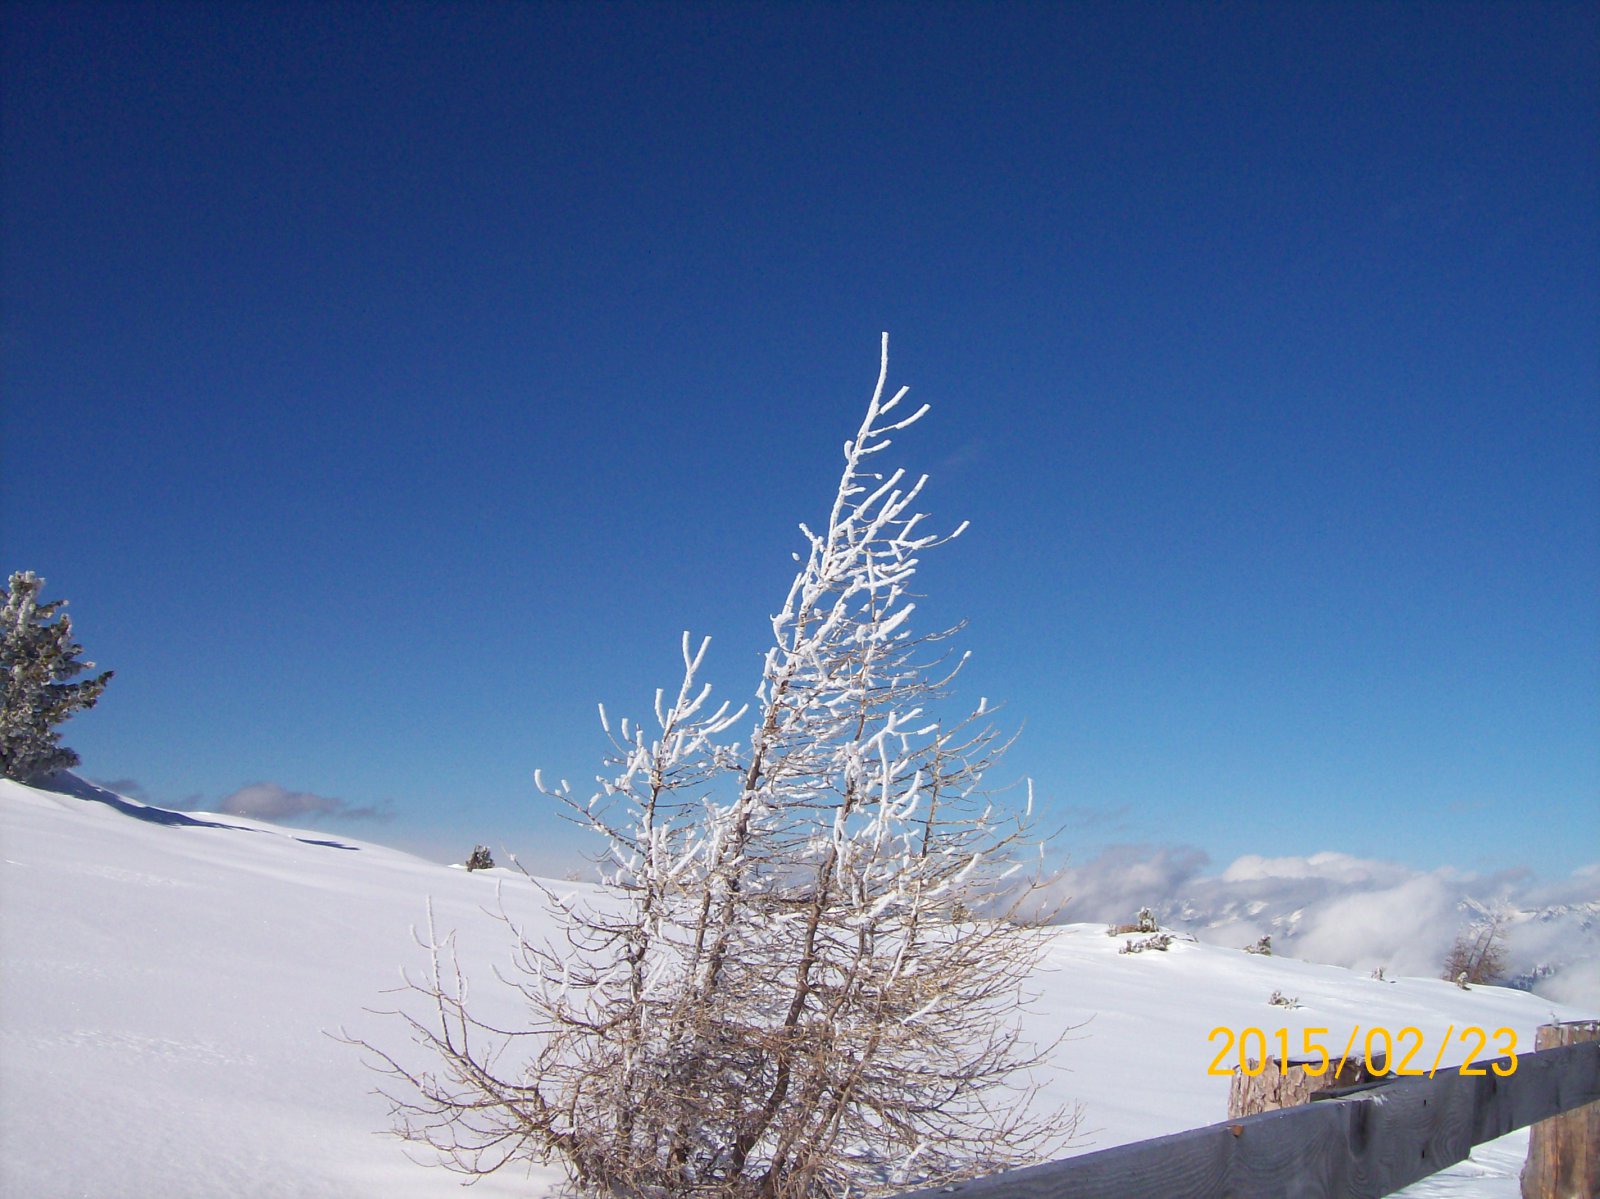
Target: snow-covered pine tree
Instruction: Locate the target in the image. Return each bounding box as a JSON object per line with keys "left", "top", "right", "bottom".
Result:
{"left": 1, "top": 571, "right": 113, "bottom": 782}
{"left": 356, "top": 337, "right": 1075, "bottom": 1199}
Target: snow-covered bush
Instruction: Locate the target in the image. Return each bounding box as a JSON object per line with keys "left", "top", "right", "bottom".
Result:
{"left": 1107, "top": 905, "right": 1160, "bottom": 937}
{"left": 1, "top": 571, "right": 113, "bottom": 782}
{"left": 1119, "top": 932, "right": 1174, "bottom": 954}
{"left": 356, "top": 337, "right": 1075, "bottom": 1199}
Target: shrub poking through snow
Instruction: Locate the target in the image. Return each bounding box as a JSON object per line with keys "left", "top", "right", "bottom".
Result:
{"left": 1, "top": 571, "right": 113, "bottom": 782}
{"left": 1107, "top": 906, "right": 1161, "bottom": 937}
{"left": 1119, "top": 933, "right": 1174, "bottom": 954}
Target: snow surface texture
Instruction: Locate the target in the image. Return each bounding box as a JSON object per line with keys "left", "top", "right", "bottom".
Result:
{"left": 2, "top": 777, "right": 1593, "bottom": 1198}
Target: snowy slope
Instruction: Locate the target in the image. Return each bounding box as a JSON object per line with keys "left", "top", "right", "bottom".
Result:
{"left": 2, "top": 777, "right": 1593, "bottom": 1198}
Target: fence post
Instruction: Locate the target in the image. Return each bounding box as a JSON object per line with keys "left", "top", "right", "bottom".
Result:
{"left": 1520, "top": 1020, "right": 1600, "bottom": 1199}
{"left": 1227, "top": 1055, "right": 1376, "bottom": 1118}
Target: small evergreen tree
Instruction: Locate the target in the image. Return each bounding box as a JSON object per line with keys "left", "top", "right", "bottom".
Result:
{"left": 1, "top": 571, "right": 113, "bottom": 782}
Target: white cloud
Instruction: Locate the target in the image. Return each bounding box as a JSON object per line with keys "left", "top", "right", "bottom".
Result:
{"left": 1289, "top": 873, "right": 1461, "bottom": 977}
{"left": 1219, "top": 851, "right": 1411, "bottom": 887}
{"left": 216, "top": 782, "right": 386, "bottom": 823}
{"left": 1036, "top": 843, "right": 1209, "bottom": 923}
{"left": 1539, "top": 956, "right": 1600, "bottom": 1008}
{"left": 1528, "top": 862, "right": 1600, "bottom": 908}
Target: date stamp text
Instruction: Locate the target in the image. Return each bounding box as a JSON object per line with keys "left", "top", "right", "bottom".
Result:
{"left": 1206, "top": 1025, "right": 1519, "bottom": 1078}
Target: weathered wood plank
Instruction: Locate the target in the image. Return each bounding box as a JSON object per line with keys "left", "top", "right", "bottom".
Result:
{"left": 887, "top": 1041, "right": 1600, "bottom": 1199}
{"left": 1520, "top": 1020, "right": 1600, "bottom": 1199}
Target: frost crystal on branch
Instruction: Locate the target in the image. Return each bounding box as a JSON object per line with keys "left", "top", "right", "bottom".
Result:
{"left": 354, "top": 336, "right": 1076, "bottom": 1199}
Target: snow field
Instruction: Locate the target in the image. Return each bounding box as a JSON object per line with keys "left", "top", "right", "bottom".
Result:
{"left": 2, "top": 779, "right": 1592, "bottom": 1198}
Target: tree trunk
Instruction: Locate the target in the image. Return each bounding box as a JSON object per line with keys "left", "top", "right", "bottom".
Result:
{"left": 1521, "top": 1020, "right": 1600, "bottom": 1199}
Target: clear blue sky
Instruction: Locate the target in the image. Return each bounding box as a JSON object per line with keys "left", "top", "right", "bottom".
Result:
{"left": 3, "top": 1, "right": 1595, "bottom": 881}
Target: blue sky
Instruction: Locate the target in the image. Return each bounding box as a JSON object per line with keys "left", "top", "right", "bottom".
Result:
{"left": 2, "top": 1, "right": 1595, "bottom": 885}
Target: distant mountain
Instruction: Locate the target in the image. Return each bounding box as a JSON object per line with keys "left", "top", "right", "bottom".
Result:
{"left": 1167, "top": 894, "right": 1599, "bottom": 1005}
{"left": 1038, "top": 848, "right": 1600, "bottom": 1008}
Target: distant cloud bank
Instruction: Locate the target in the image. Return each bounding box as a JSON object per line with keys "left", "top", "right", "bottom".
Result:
{"left": 216, "top": 782, "right": 387, "bottom": 823}
{"left": 1035, "top": 846, "right": 1599, "bottom": 1008}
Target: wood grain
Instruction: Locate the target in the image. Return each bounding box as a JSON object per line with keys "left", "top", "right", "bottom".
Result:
{"left": 888, "top": 1040, "right": 1600, "bottom": 1199}
{"left": 1520, "top": 1021, "right": 1600, "bottom": 1199}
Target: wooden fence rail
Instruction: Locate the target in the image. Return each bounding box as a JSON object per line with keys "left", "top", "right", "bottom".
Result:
{"left": 890, "top": 1039, "right": 1600, "bottom": 1199}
